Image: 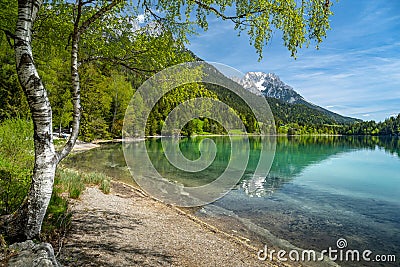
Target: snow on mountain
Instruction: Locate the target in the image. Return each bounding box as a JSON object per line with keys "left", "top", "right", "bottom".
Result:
{"left": 234, "top": 71, "right": 359, "bottom": 124}
{"left": 238, "top": 72, "right": 305, "bottom": 104}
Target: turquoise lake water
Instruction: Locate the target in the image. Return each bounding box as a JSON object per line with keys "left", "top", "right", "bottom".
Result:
{"left": 65, "top": 136, "right": 400, "bottom": 266}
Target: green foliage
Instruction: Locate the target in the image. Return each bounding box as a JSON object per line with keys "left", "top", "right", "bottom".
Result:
{"left": 38, "top": 56, "right": 73, "bottom": 135}
{"left": 0, "top": 0, "right": 17, "bottom": 42}
{"left": 55, "top": 168, "right": 112, "bottom": 197}
{"left": 270, "top": 100, "right": 400, "bottom": 136}
{"left": 0, "top": 119, "right": 34, "bottom": 215}
{"left": 145, "top": 83, "right": 225, "bottom": 136}
{"left": 83, "top": 172, "right": 107, "bottom": 185}
{"left": 199, "top": 67, "right": 270, "bottom": 134}
{"left": 153, "top": 0, "right": 333, "bottom": 58}
{"left": 100, "top": 177, "right": 111, "bottom": 194}
{"left": 42, "top": 185, "right": 71, "bottom": 240}
{"left": 1, "top": 0, "right": 335, "bottom": 140}
{"left": 0, "top": 0, "right": 335, "bottom": 244}
{"left": 268, "top": 97, "right": 336, "bottom": 126}
{"left": 28, "top": 1, "right": 202, "bottom": 140}
{"left": 106, "top": 72, "right": 134, "bottom": 136}
{"left": 0, "top": 0, "right": 336, "bottom": 140}
{"left": 0, "top": 42, "right": 30, "bottom": 121}
{"left": 341, "top": 114, "right": 400, "bottom": 136}
{"left": 56, "top": 169, "right": 84, "bottom": 199}
{"left": 79, "top": 65, "right": 113, "bottom": 142}
{"left": 42, "top": 168, "right": 113, "bottom": 243}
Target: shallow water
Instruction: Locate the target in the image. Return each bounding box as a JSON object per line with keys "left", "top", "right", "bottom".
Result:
{"left": 65, "top": 136, "right": 400, "bottom": 266}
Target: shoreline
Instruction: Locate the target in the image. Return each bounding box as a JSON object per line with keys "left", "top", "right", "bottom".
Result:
{"left": 71, "top": 142, "right": 100, "bottom": 152}
{"left": 58, "top": 180, "right": 341, "bottom": 267}
{"left": 61, "top": 141, "right": 348, "bottom": 267}
{"left": 62, "top": 139, "right": 390, "bottom": 267}
{"left": 67, "top": 133, "right": 396, "bottom": 153}
{"left": 59, "top": 181, "right": 281, "bottom": 266}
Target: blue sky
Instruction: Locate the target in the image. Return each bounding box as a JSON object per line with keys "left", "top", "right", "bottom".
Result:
{"left": 186, "top": 1, "right": 400, "bottom": 122}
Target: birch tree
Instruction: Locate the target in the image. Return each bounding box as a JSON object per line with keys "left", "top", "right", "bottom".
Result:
{"left": 0, "top": 0, "right": 333, "bottom": 241}
{"left": 0, "top": 0, "right": 124, "bottom": 241}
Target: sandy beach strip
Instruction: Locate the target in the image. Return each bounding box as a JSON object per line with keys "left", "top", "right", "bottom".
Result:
{"left": 60, "top": 181, "right": 282, "bottom": 267}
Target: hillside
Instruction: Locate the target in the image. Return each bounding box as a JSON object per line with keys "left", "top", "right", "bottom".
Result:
{"left": 237, "top": 72, "right": 359, "bottom": 124}
{"left": 201, "top": 64, "right": 358, "bottom": 129}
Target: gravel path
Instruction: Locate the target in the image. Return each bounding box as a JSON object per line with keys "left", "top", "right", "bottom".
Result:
{"left": 60, "top": 182, "right": 279, "bottom": 267}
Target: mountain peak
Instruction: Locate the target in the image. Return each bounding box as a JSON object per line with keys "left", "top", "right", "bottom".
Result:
{"left": 244, "top": 72, "right": 281, "bottom": 84}
{"left": 245, "top": 72, "right": 280, "bottom": 78}
{"left": 234, "top": 71, "right": 358, "bottom": 123}
{"left": 246, "top": 71, "right": 279, "bottom": 78}
{"left": 239, "top": 72, "right": 304, "bottom": 104}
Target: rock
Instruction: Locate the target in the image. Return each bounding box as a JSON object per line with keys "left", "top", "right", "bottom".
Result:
{"left": 8, "top": 240, "right": 61, "bottom": 267}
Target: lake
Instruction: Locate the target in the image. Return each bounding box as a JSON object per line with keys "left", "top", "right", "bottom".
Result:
{"left": 65, "top": 136, "right": 400, "bottom": 266}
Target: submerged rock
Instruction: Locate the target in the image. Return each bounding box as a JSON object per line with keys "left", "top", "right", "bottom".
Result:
{"left": 8, "top": 240, "right": 61, "bottom": 267}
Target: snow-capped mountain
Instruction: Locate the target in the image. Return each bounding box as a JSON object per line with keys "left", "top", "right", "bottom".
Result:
{"left": 238, "top": 72, "right": 306, "bottom": 104}
{"left": 230, "top": 76, "right": 263, "bottom": 96}
{"left": 236, "top": 72, "right": 358, "bottom": 124}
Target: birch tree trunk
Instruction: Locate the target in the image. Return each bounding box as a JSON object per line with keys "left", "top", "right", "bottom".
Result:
{"left": 0, "top": 0, "right": 118, "bottom": 241}
{"left": 0, "top": 0, "right": 81, "bottom": 241}
{"left": 0, "top": 0, "right": 58, "bottom": 241}
{"left": 1, "top": 0, "right": 81, "bottom": 241}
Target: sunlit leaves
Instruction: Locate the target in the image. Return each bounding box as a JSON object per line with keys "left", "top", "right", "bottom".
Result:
{"left": 139, "top": 0, "right": 333, "bottom": 59}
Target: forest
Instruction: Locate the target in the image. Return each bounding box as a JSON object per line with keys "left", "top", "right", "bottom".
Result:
{"left": 1, "top": 1, "right": 399, "bottom": 139}
{"left": 1, "top": 5, "right": 400, "bottom": 140}
{"left": 3, "top": 26, "right": 399, "bottom": 140}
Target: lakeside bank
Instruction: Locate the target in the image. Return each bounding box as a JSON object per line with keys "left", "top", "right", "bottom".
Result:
{"left": 59, "top": 181, "right": 280, "bottom": 267}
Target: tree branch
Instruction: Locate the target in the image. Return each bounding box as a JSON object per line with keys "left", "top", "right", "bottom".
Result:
{"left": 82, "top": 0, "right": 96, "bottom": 5}
{"left": 57, "top": 0, "right": 84, "bottom": 161}
{"left": 143, "top": 3, "right": 192, "bottom": 28}
{"left": 193, "top": 0, "right": 268, "bottom": 24}
{"left": 78, "top": 0, "right": 121, "bottom": 34}
{"left": 80, "top": 56, "right": 158, "bottom": 74}
{"left": 58, "top": 0, "right": 123, "bottom": 160}
{"left": 1, "top": 29, "right": 15, "bottom": 48}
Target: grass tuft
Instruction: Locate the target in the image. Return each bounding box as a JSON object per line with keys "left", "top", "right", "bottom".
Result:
{"left": 100, "top": 178, "right": 111, "bottom": 194}
{"left": 56, "top": 168, "right": 111, "bottom": 198}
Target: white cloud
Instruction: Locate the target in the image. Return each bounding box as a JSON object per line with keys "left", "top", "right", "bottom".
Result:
{"left": 137, "top": 14, "right": 146, "bottom": 23}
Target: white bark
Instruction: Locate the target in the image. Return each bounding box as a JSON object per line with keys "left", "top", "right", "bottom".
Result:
{"left": 11, "top": 0, "right": 58, "bottom": 240}
{"left": 57, "top": 10, "right": 81, "bottom": 161}
{"left": 4, "top": 0, "right": 81, "bottom": 240}
{"left": 58, "top": 0, "right": 119, "bottom": 160}
{"left": 1, "top": 0, "right": 120, "bottom": 241}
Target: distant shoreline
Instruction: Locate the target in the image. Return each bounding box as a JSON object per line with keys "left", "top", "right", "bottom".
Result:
{"left": 71, "top": 133, "right": 399, "bottom": 150}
